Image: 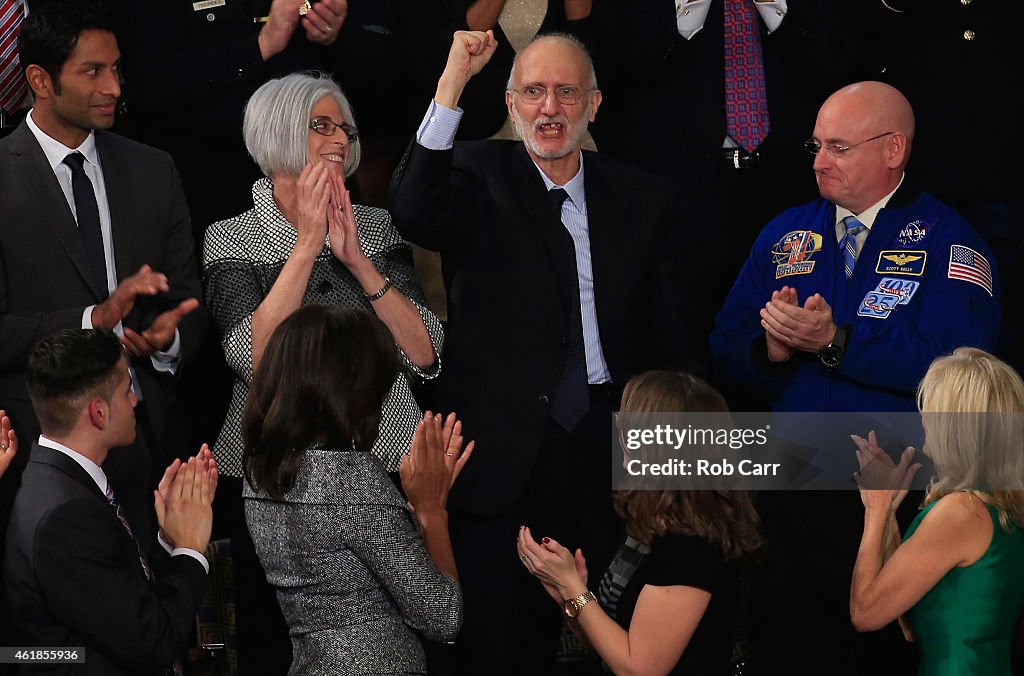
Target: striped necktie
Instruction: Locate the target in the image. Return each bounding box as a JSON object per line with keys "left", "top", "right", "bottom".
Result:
{"left": 104, "top": 485, "right": 184, "bottom": 675}
{"left": 104, "top": 484, "right": 153, "bottom": 581}
{"left": 840, "top": 216, "right": 867, "bottom": 279}
{"left": 0, "top": 0, "right": 27, "bottom": 114}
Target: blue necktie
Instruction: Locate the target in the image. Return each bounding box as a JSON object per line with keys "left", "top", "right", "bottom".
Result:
{"left": 840, "top": 216, "right": 866, "bottom": 279}
{"left": 548, "top": 188, "right": 589, "bottom": 431}
{"left": 63, "top": 152, "right": 108, "bottom": 297}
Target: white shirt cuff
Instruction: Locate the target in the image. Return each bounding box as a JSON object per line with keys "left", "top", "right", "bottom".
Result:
{"left": 416, "top": 100, "right": 462, "bottom": 150}
{"left": 82, "top": 306, "right": 95, "bottom": 329}
{"left": 150, "top": 330, "right": 182, "bottom": 374}
{"left": 158, "top": 530, "right": 210, "bottom": 573}
{"left": 172, "top": 548, "right": 211, "bottom": 573}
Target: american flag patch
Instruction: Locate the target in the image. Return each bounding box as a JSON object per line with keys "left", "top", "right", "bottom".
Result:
{"left": 948, "top": 245, "right": 993, "bottom": 296}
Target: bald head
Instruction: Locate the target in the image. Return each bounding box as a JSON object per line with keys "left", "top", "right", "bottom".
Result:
{"left": 507, "top": 33, "right": 597, "bottom": 91}
{"left": 812, "top": 81, "right": 916, "bottom": 213}
{"left": 821, "top": 81, "right": 915, "bottom": 147}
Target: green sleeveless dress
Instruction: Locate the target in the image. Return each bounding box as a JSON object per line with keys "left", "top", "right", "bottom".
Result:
{"left": 903, "top": 498, "right": 1024, "bottom": 675}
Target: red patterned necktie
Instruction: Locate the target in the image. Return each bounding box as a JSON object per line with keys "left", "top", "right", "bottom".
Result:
{"left": 0, "top": 0, "right": 28, "bottom": 113}
{"left": 723, "top": 0, "right": 770, "bottom": 153}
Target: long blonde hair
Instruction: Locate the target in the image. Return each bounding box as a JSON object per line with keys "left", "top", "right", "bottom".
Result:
{"left": 917, "top": 347, "right": 1024, "bottom": 530}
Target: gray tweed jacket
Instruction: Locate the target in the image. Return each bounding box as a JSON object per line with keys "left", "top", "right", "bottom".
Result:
{"left": 244, "top": 448, "right": 462, "bottom": 675}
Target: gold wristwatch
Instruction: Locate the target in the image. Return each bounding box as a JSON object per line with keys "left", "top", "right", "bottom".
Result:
{"left": 563, "top": 591, "right": 596, "bottom": 618}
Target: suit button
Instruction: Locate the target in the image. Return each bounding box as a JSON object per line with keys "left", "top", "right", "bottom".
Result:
{"left": 206, "top": 12, "right": 215, "bottom": 21}
{"left": 963, "top": 29, "right": 975, "bottom": 40}
{"left": 538, "top": 395, "right": 550, "bottom": 405}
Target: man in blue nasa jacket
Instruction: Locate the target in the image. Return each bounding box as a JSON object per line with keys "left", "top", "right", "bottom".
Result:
{"left": 710, "top": 81, "right": 1000, "bottom": 675}
{"left": 712, "top": 81, "right": 999, "bottom": 414}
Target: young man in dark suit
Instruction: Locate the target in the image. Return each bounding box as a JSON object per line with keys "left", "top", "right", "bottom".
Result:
{"left": 0, "top": 2, "right": 205, "bottom": 550}
{"left": 391, "top": 29, "right": 698, "bottom": 674}
{"left": 4, "top": 328, "right": 215, "bottom": 675}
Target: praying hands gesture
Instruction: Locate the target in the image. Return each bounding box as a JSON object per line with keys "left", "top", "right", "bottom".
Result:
{"left": 154, "top": 445, "right": 218, "bottom": 551}
{"left": 326, "top": 173, "right": 366, "bottom": 270}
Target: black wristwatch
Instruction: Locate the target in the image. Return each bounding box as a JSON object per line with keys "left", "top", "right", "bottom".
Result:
{"left": 819, "top": 325, "right": 848, "bottom": 370}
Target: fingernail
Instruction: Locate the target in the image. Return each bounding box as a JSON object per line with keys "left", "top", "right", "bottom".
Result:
{"left": 519, "top": 525, "right": 524, "bottom": 530}
{"left": 542, "top": 537, "right": 550, "bottom": 544}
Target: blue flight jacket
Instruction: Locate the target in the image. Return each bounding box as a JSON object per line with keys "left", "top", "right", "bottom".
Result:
{"left": 711, "top": 189, "right": 1000, "bottom": 412}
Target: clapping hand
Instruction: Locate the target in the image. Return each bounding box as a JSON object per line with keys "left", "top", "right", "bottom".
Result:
{"left": 763, "top": 286, "right": 798, "bottom": 362}
{"left": 0, "top": 410, "right": 18, "bottom": 479}
{"left": 851, "top": 431, "right": 921, "bottom": 512}
{"left": 761, "top": 291, "right": 837, "bottom": 354}
{"left": 400, "top": 411, "right": 475, "bottom": 518}
{"left": 155, "top": 445, "right": 219, "bottom": 549}
{"left": 326, "top": 173, "right": 366, "bottom": 269}
{"left": 517, "top": 526, "right": 589, "bottom": 605}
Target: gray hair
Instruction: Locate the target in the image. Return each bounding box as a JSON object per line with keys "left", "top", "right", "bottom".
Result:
{"left": 506, "top": 33, "right": 598, "bottom": 91}
{"left": 243, "top": 71, "right": 362, "bottom": 179}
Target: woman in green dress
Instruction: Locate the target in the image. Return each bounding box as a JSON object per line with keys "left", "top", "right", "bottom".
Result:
{"left": 849, "top": 347, "right": 1024, "bottom": 675}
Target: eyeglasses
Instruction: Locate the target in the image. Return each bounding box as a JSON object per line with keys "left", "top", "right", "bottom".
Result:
{"left": 309, "top": 116, "right": 358, "bottom": 141}
{"left": 803, "top": 131, "right": 894, "bottom": 158}
{"left": 508, "top": 85, "right": 593, "bottom": 105}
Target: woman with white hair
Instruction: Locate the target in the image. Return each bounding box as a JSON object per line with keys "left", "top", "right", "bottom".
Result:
{"left": 203, "top": 71, "right": 442, "bottom": 480}
{"left": 202, "top": 72, "right": 444, "bottom": 670}
{"left": 849, "top": 347, "right": 1024, "bottom": 675}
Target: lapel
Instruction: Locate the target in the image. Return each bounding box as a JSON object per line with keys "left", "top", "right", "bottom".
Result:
{"left": 29, "top": 442, "right": 107, "bottom": 504}
{"left": 5, "top": 124, "right": 106, "bottom": 300}
{"left": 507, "top": 143, "right": 578, "bottom": 318}
{"left": 94, "top": 131, "right": 134, "bottom": 286}
{"left": 580, "top": 152, "right": 617, "bottom": 326}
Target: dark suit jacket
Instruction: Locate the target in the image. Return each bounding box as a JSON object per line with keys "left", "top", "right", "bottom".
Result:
{"left": 3, "top": 444, "right": 208, "bottom": 675}
{"left": 593, "top": 0, "right": 862, "bottom": 182}
{"left": 0, "top": 122, "right": 206, "bottom": 533}
{"left": 391, "top": 139, "right": 695, "bottom": 514}
{"left": 854, "top": 0, "right": 1023, "bottom": 201}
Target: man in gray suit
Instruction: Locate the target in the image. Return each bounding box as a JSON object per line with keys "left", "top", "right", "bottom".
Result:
{"left": 0, "top": 2, "right": 205, "bottom": 555}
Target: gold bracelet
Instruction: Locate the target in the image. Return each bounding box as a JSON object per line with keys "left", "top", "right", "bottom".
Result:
{"left": 880, "top": 0, "right": 905, "bottom": 13}
{"left": 365, "top": 277, "right": 393, "bottom": 302}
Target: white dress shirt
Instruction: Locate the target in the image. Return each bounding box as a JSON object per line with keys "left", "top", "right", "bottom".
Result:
{"left": 416, "top": 101, "right": 613, "bottom": 384}
{"left": 24, "top": 110, "right": 182, "bottom": 380}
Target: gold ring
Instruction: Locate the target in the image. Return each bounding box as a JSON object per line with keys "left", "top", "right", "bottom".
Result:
{"left": 444, "top": 451, "right": 453, "bottom": 456}
{"left": 323, "top": 25, "right": 332, "bottom": 33}
{"left": 299, "top": 0, "right": 312, "bottom": 17}
{"left": 1, "top": 444, "right": 7, "bottom": 451}
{"left": 520, "top": 556, "right": 528, "bottom": 563}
